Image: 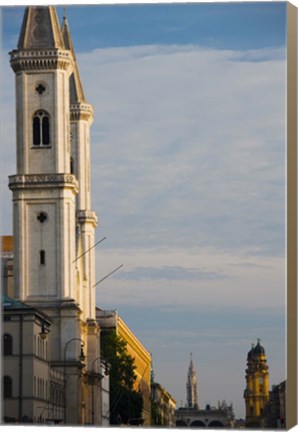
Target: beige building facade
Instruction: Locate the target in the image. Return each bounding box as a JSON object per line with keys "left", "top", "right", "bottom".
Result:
{"left": 3, "top": 295, "right": 64, "bottom": 423}
{"left": 151, "top": 382, "right": 176, "bottom": 427}
{"left": 176, "top": 402, "right": 235, "bottom": 428}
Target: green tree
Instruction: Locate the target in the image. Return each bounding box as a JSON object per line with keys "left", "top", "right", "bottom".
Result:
{"left": 101, "top": 330, "right": 143, "bottom": 425}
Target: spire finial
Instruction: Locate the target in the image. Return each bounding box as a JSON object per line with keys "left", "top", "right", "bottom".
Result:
{"left": 257, "top": 338, "right": 261, "bottom": 345}
{"left": 63, "top": 6, "right": 67, "bottom": 20}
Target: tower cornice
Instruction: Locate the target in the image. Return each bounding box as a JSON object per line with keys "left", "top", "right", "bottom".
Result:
{"left": 70, "top": 103, "right": 94, "bottom": 123}
{"left": 9, "top": 173, "right": 78, "bottom": 192}
{"left": 76, "top": 210, "right": 98, "bottom": 227}
{"left": 9, "top": 49, "right": 72, "bottom": 73}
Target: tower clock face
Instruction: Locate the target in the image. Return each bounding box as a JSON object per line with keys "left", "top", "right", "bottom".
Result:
{"left": 258, "top": 378, "right": 263, "bottom": 384}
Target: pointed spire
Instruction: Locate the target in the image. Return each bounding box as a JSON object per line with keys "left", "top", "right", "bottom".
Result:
{"left": 61, "top": 13, "right": 74, "bottom": 52}
{"left": 61, "top": 13, "right": 86, "bottom": 103}
{"left": 187, "top": 354, "right": 198, "bottom": 409}
{"left": 17, "top": 6, "right": 65, "bottom": 50}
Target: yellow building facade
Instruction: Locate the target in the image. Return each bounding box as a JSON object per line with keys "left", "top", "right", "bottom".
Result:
{"left": 244, "top": 339, "right": 269, "bottom": 427}
{"left": 117, "top": 316, "right": 151, "bottom": 425}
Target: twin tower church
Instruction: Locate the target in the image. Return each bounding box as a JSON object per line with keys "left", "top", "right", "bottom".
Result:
{"left": 6, "top": 6, "right": 100, "bottom": 424}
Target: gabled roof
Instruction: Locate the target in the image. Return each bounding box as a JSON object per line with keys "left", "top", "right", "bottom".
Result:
{"left": 17, "top": 6, "right": 65, "bottom": 50}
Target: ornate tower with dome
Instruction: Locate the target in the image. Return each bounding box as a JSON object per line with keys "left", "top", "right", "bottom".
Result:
{"left": 244, "top": 339, "right": 270, "bottom": 428}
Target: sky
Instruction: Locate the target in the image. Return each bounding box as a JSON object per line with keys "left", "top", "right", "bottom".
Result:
{"left": 1, "top": 1, "right": 287, "bottom": 419}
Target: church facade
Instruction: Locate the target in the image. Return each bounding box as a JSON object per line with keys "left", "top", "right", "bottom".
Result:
{"left": 4, "top": 6, "right": 103, "bottom": 424}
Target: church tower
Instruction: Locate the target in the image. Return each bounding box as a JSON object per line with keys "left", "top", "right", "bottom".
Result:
{"left": 186, "top": 353, "right": 198, "bottom": 409}
{"left": 9, "top": 7, "right": 101, "bottom": 424}
{"left": 244, "top": 339, "right": 269, "bottom": 428}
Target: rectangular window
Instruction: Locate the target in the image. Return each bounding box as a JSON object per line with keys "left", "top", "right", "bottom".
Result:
{"left": 40, "top": 250, "right": 45, "bottom": 265}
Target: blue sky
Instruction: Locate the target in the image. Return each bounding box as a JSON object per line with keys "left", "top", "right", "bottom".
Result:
{"left": 2, "top": 3, "right": 286, "bottom": 51}
{"left": 1, "top": 2, "right": 287, "bottom": 419}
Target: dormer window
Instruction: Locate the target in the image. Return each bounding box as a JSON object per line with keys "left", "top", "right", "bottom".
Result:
{"left": 33, "top": 110, "right": 50, "bottom": 146}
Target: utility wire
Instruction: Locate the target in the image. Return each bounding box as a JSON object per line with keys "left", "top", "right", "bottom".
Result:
{"left": 73, "top": 237, "right": 106, "bottom": 263}
{"left": 93, "top": 265, "right": 123, "bottom": 287}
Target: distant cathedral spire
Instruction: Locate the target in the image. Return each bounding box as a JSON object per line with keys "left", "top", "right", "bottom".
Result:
{"left": 187, "top": 353, "right": 199, "bottom": 409}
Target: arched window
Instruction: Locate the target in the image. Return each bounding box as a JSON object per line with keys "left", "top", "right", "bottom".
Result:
{"left": 3, "top": 376, "right": 12, "bottom": 398}
{"left": 190, "top": 421, "right": 205, "bottom": 427}
{"left": 3, "top": 334, "right": 13, "bottom": 355}
{"left": 32, "top": 111, "right": 50, "bottom": 146}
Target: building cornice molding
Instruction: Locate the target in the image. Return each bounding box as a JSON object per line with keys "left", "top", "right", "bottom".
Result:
{"left": 10, "top": 49, "right": 72, "bottom": 72}
{"left": 117, "top": 316, "right": 151, "bottom": 364}
{"left": 70, "top": 103, "right": 94, "bottom": 123}
{"left": 9, "top": 173, "right": 78, "bottom": 192}
{"left": 76, "top": 210, "right": 98, "bottom": 227}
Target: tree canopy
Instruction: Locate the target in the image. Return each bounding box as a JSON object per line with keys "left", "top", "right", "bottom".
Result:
{"left": 101, "top": 330, "right": 143, "bottom": 425}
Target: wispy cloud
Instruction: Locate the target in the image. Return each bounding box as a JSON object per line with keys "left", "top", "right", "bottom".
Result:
{"left": 115, "top": 265, "right": 226, "bottom": 281}
{"left": 95, "top": 245, "right": 285, "bottom": 310}
{"left": 75, "top": 44, "right": 286, "bottom": 256}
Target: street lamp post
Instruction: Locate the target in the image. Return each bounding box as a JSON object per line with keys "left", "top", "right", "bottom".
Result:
{"left": 63, "top": 338, "right": 85, "bottom": 424}
{"left": 91, "top": 356, "right": 101, "bottom": 425}
{"left": 91, "top": 357, "right": 110, "bottom": 425}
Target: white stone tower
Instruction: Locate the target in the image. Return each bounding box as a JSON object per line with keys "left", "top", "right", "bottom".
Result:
{"left": 186, "top": 353, "right": 198, "bottom": 409}
{"left": 9, "top": 6, "right": 101, "bottom": 424}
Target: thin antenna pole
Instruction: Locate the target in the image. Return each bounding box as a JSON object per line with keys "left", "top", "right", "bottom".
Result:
{"left": 73, "top": 237, "right": 106, "bottom": 263}
{"left": 93, "top": 264, "right": 124, "bottom": 287}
